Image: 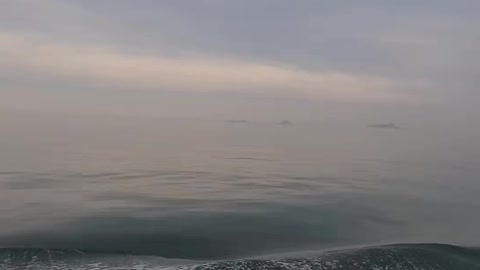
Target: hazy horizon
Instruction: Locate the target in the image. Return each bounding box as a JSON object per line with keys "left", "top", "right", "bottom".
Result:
{"left": 0, "top": 1, "right": 479, "bottom": 129}
{"left": 2, "top": 1, "right": 480, "bottom": 268}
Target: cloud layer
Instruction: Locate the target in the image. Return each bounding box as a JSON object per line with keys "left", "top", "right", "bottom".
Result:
{"left": 0, "top": 31, "right": 426, "bottom": 104}
{"left": 1, "top": 0, "right": 479, "bottom": 118}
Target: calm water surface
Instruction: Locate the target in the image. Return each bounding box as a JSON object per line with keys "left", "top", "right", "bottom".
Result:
{"left": 0, "top": 113, "right": 479, "bottom": 259}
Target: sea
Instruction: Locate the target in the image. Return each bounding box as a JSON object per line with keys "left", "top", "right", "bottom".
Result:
{"left": 1, "top": 112, "right": 480, "bottom": 269}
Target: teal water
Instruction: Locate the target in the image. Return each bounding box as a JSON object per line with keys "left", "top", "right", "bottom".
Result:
{"left": 0, "top": 113, "right": 480, "bottom": 268}
{"left": 2, "top": 244, "right": 480, "bottom": 269}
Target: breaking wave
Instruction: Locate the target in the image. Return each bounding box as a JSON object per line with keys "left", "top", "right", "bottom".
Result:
{"left": 1, "top": 243, "right": 480, "bottom": 269}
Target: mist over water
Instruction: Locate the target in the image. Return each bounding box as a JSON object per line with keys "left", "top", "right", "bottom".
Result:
{"left": 1, "top": 112, "right": 480, "bottom": 260}
{"left": 3, "top": 1, "right": 480, "bottom": 268}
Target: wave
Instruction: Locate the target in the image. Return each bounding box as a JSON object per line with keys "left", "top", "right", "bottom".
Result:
{"left": 1, "top": 243, "right": 480, "bottom": 269}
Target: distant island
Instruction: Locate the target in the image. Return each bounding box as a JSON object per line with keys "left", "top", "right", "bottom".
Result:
{"left": 279, "top": 120, "right": 293, "bottom": 125}
{"left": 367, "top": 123, "right": 399, "bottom": 129}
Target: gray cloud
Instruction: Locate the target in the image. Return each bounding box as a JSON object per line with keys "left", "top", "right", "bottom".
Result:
{"left": 0, "top": 0, "right": 479, "bottom": 121}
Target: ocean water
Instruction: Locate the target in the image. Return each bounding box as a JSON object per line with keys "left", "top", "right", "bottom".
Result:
{"left": 1, "top": 112, "right": 480, "bottom": 269}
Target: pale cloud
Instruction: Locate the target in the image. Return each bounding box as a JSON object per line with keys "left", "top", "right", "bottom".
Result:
{"left": 5, "top": 0, "right": 473, "bottom": 121}
{"left": 0, "top": 32, "right": 425, "bottom": 104}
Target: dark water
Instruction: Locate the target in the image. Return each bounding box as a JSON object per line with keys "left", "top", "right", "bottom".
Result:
{"left": 1, "top": 113, "right": 480, "bottom": 268}
{"left": 2, "top": 244, "right": 480, "bottom": 269}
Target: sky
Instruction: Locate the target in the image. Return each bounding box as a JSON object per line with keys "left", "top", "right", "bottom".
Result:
{"left": 1, "top": 0, "right": 479, "bottom": 124}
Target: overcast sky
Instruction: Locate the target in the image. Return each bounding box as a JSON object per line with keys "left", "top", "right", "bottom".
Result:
{"left": 1, "top": 0, "right": 479, "bottom": 124}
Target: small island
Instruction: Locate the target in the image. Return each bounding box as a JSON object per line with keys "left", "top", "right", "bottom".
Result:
{"left": 279, "top": 120, "right": 293, "bottom": 125}
{"left": 367, "top": 123, "right": 399, "bottom": 129}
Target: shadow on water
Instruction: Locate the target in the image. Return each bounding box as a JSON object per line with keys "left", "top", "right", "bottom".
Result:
{"left": 0, "top": 203, "right": 401, "bottom": 260}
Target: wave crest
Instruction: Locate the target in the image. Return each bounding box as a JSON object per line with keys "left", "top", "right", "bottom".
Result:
{"left": 1, "top": 243, "right": 480, "bottom": 270}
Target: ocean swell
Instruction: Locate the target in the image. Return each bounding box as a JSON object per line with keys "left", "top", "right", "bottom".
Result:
{"left": 1, "top": 243, "right": 480, "bottom": 270}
